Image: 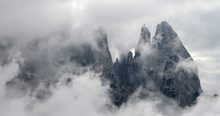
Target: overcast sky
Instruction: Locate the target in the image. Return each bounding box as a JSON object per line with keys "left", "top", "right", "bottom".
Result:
{"left": 0, "top": 0, "right": 220, "bottom": 115}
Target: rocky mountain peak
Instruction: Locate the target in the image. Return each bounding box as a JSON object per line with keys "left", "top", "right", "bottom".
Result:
{"left": 94, "top": 27, "right": 109, "bottom": 49}
{"left": 139, "top": 24, "right": 151, "bottom": 43}
{"left": 135, "top": 24, "right": 151, "bottom": 57}
{"left": 114, "top": 21, "right": 202, "bottom": 107}
{"left": 155, "top": 21, "right": 177, "bottom": 36}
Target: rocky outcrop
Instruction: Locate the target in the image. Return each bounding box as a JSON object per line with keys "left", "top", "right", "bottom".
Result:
{"left": 113, "top": 21, "right": 202, "bottom": 107}
{"left": 152, "top": 22, "right": 202, "bottom": 106}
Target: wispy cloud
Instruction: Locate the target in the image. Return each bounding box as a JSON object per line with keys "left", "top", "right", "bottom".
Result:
{"left": 0, "top": 0, "right": 219, "bottom": 116}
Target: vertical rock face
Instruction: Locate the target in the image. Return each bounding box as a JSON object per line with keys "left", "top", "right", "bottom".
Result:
{"left": 112, "top": 51, "right": 141, "bottom": 106}
{"left": 152, "top": 22, "right": 202, "bottom": 106}
{"left": 92, "top": 28, "right": 115, "bottom": 81}
{"left": 135, "top": 24, "right": 151, "bottom": 57}
{"left": 113, "top": 21, "right": 202, "bottom": 107}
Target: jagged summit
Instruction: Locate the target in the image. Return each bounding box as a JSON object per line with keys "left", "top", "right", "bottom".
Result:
{"left": 140, "top": 24, "right": 151, "bottom": 43}
{"left": 113, "top": 21, "right": 202, "bottom": 107}
{"left": 155, "top": 21, "right": 177, "bottom": 36}
{"left": 94, "top": 27, "right": 109, "bottom": 50}
{"left": 135, "top": 24, "right": 151, "bottom": 57}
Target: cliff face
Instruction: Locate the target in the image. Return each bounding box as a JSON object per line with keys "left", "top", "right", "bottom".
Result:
{"left": 113, "top": 21, "right": 202, "bottom": 107}
{"left": 153, "top": 22, "right": 202, "bottom": 106}
{"left": 4, "top": 21, "right": 202, "bottom": 107}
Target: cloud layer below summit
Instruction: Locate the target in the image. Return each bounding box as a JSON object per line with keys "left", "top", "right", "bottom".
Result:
{"left": 0, "top": 0, "right": 220, "bottom": 116}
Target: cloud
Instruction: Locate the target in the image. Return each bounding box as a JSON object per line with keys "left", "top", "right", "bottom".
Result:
{"left": 0, "top": 0, "right": 220, "bottom": 116}
{"left": 0, "top": 0, "right": 74, "bottom": 39}
{"left": 0, "top": 44, "right": 219, "bottom": 116}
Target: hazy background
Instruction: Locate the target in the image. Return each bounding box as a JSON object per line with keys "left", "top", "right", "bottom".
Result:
{"left": 0, "top": 0, "right": 220, "bottom": 116}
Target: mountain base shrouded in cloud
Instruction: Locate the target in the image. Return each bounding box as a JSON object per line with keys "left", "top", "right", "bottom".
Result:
{"left": 0, "top": 21, "right": 205, "bottom": 116}
{"left": 1, "top": 0, "right": 220, "bottom": 115}
{"left": 112, "top": 22, "right": 202, "bottom": 107}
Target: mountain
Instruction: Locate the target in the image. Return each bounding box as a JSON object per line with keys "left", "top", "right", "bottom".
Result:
{"left": 5, "top": 27, "right": 116, "bottom": 100}
{"left": 4, "top": 21, "right": 202, "bottom": 107}
{"left": 112, "top": 21, "right": 202, "bottom": 107}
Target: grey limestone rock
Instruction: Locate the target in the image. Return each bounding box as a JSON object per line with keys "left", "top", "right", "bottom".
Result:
{"left": 113, "top": 21, "right": 202, "bottom": 107}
